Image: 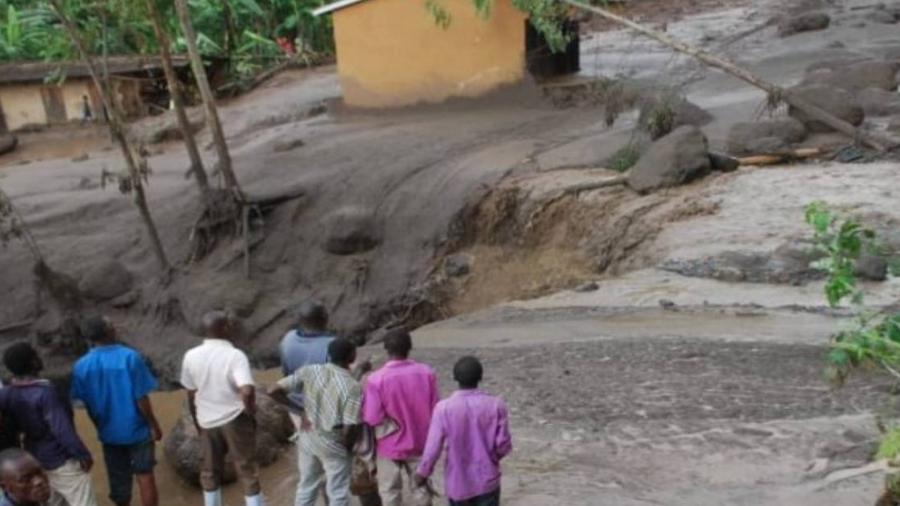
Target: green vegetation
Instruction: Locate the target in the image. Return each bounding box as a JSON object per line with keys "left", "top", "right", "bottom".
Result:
{"left": 0, "top": 0, "right": 333, "bottom": 77}
{"left": 804, "top": 202, "right": 900, "bottom": 385}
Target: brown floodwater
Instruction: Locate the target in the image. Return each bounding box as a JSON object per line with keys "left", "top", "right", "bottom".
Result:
{"left": 73, "top": 369, "right": 302, "bottom": 506}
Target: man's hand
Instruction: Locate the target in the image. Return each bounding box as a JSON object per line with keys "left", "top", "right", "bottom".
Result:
{"left": 151, "top": 423, "right": 163, "bottom": 442}
{"left": 79, "top": 457, "right": 94, "bottom": 473}
{"left": 413, "top": 473, "right": 428, "bottom": 490}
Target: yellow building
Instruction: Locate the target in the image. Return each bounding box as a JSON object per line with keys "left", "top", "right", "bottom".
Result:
{"left": 0, "top": 56, "right": 189, "bottom": 132}
{"left": 314, "top": 0, "right": 530, "bottom": 108}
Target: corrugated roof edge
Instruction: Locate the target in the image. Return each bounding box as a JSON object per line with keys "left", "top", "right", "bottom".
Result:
{"left": 312, "top": 0, "right": 370, "bottom": 16}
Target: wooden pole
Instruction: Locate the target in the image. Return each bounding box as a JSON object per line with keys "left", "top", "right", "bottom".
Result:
{"left": 561, "top": 0, "right": 899, "bottom": 153}
{"left": 51, "top": 0, "right": 171, "bottom": 272}
{"left": 173, "top": 0, "right": 243, "bottom": 195}
{"left": 145, "top": 0, "right": 210, "bottom": 198}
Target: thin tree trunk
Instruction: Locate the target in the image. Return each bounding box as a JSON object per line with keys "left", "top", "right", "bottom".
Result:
{"left": 145, "top": 0, "right": 211, "bottom": 197}
{"left": 173, "top": 0, "right": 242, "bottom": 194}
{"left": 561, "top": 0, "right": 899, "bottom": 153}
{"left": 50, "top": 0, "right": 171, "bottom": 272}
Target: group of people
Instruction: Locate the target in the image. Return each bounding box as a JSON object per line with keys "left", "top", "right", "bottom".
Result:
{"left": 0, "top": 301, "right": 513, "bottom": 506}
{"left": 0, "top": 316, "right": 162, "bottom": 506}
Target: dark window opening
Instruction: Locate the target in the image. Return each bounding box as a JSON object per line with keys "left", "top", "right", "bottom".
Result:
{"left": 526, "top": 20, "right": 580, "bottom": 79}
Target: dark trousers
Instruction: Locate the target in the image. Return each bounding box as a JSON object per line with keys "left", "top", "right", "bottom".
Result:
{"left": 200, "top": 413, "right": 260, "bottom": 496}
{"left": 449, "top": 489, "right": 500, "bottom": 506}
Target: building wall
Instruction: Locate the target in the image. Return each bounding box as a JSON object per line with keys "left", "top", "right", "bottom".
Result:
{"left": 332, "top": 0, "right": 526, "bottom": 108}
{"left": 0, "top": 78, "right": 142, "bottom": 131}
{"left": 0, "top": 84, "right": 47, "bottom": 130}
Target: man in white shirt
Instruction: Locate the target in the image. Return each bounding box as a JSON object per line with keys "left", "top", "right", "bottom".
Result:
{"left": 180, "top": 311, "right": 263, "bottom": 506}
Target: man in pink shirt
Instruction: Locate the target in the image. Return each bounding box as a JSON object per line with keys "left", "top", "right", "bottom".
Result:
{"left": 362, "top": 328, "right": 438, "bottom": 506}
{"left": 414, "top": 357, "right": 512, "bottom": 506}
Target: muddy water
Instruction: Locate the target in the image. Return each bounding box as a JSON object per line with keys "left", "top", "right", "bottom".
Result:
{"left": 73, "top": 369, "right": 301, "bottom": 506}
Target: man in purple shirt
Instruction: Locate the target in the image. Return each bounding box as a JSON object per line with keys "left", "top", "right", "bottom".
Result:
{"left": 362, "top": 328, "right": 438, "bottom": 506}
{"left": 0, "top": 343, "right": 96, "bottom": 506}
{"left": 415, "top": 357, "right": 511, "bottom": 506}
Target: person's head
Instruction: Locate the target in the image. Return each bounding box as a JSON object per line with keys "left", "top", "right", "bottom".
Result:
{"left": 383, "top": 327, "right": 412, "bottom": 360}
{"left": 327, "top": 338, "right": 357, "bottom": 369}
{"left": 80, "top": 315, "right": 116, "bottom": 345}
{"left": 295, "top": 300, "right": 328, "bottom": 332}
{"left": 82, "top": 95, "right": 88, "bottom": 101}
{"left": 0, "top": 449, "right": 51, "bottom": 504}
{"left": 453, "top": 356, "right": 483, "bottom": 390}
{"left": 203, "top": 311, "right": 235, "bottom": 341}
{"left": 2, "top": 342, "right": 43, "bottom": 378}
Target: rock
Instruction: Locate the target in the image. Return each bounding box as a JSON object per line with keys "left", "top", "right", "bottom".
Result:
{"left": 0, "top": 134, "right": 17, "bottom": 155}
{"left": 855, "top": 254, "right": 888, "bottom": 281}
{"left": 726, "top": 119, "right": 807, "bottom": 156}
{"left": 708, "top": 152, "right": 739, "bottom": 173}
{"left": 867, "top": 8, "right": 898, "bottom": 23}
{"left": 802, "top": 61, "right": 900, "bottom": 92}
{"left": 658, "top": 299, "right": 676, "bottom": 309}
{"left": 858, "top": 87, "right": 900, "bottom": 116}
{"left": 322, "top": 207, "right": 380, "bottom": 255}
{"left": 272, "top": 138, "right": 305, "bottom": 153}
{"left": 71, "top": 153, "right": 89, "bottom": 162}
{"left": 627, "top": 126, "right": 711, "bottom": 194}
{"left": 788, "top": 85, "right": 864, "bottom": 133}
{"left": 638, "top": 95, "right": 713, "bottom": 140}
{"left": 78, "top": 260, "right": 134, "bottom": 301}
{"left": 444, "top": 253, "right": 472, "bottom": 277}
{"left": 745, "top": 136, "right": 790, "bottom": 154}
{"left": 574, "top": 281, "right": 599, "bottom": 293}
{"left": 163, "top": 393, "right": 292, "bottom": 487}
{"left": 889, "top": 116, "right": 900, "bottom": 133}
{"left": 778, "top": 12, "right": 831, "bottom": 37}
{"left": 110, "top": 289, "right": 140, "bottom": 309}
{"left": 178, "top": 276, "right": 262, "bottom": 332}
{"left": 76, "top": 177, "right": 97, "bottom": 190}
{"left": 145, "top": 117, "right": 204, "bottom": 144}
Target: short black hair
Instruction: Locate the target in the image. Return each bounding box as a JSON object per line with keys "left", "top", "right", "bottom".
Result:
{"left": 80, "top": 316, "right": 109, "bottom": 343}
{"left": 328, "top": 338, "right": 357, "bottom": 366}
{"left": 383, "top": 327, "right": 412, "bottom": 358}
{"left": 453, "top": 356, "right": 483, "bottom": 388}
{"left": 296, "top": 300, "right": 328, "bottom": 331}
{"left": 0, "top": 448, "right": 32, "bottom": 475}
{"left": 3, "top": 342, "right": 41, "bottom": 377}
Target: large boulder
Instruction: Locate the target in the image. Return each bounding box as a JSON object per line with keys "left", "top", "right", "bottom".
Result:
{"left": 802, "top": 61, "right": 900, "bottom": 92}
{"left": 163, "top": 393, "right": 293, "bottom": 487}
{"left": 889, "top": 116, "right": 900, "bottom": 133}
{"left": 0, "top": 134, "right": 17, "bottom": 155}
{"left": 788, "top": 85, "right": 865, "bottom": 133}
{"left": 858, "top": 87, "right": 900, "bottom": 116}
{"left": 627, "top": 126, "right": 711, "bottom": 194}
{"left": 778, "top": 12, "right": 831, "bottom": 37}
{"left": 322, "top": 207, "right": 380, "bottom": 255}
{"left": 638, "top": 95, "right": 713, "bottom": 140}
{"left": 726, "top": 119, "right": 808, "bottom": 156}
{"left": 78, "top": 260, "right": 134, "bottom": 301}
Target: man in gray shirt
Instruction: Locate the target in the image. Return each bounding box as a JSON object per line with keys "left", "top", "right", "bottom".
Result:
{"left": 279, "top": 301, "right": 336, "bottom": 431}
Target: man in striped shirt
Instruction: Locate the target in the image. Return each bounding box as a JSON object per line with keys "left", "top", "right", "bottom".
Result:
{"left": 269, "top": 338, "right": 362, "bottom": 506}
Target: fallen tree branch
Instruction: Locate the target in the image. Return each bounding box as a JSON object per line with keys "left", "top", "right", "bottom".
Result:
{"left": 558, "top": 175, "right": 629, "bottom": 196}
{"left": 0, "top": 319, "right": 34, "bottom": 334}
{"left": 738, "top": 148, "right": 822, "bottom": 166}
{"left": 561, "top": 0, "right": 899, "bottom": 152}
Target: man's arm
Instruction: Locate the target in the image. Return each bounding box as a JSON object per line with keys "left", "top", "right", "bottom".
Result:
{"left": 239, "top": 385, "right": 256, "bottom": 417}
{"left": 136, "top": 396, "right": 163, "bottom": 441}
{"left": 43, "top": 390, "right": 93, "bottom": 471}
{"left": 268, "top": 369, "right": 303, "bottom": 408}
{"left": 494, "top": 401, "right": 513, "bottom": 460}
{"left": 361, "top": 377, "right": 385, "bottom": 428}
{"left": 186, "top": 390, "right": 201, "bottom": 433}
{"left": 415, "top": 406, "right": 446, "bottom": 486}
{"left": 231, "top": 352, "right": 256, "bottom": 417}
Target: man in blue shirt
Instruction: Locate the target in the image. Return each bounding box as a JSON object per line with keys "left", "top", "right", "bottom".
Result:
{"left": 279, "top": 300, "right": 336, "bottom": 431}
{"left": 0, "top": 343, "right": 96, "bottom": 506}
{"left": 70, "top": 317, "right": 162, "bottom": 506}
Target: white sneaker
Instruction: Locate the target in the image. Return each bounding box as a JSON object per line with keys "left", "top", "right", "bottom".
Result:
{"left": 203, "top": 489, "right": 222, "bottom": 506}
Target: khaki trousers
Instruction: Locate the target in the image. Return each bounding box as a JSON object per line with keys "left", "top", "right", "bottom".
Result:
{"left": 376, "top": 458, "right": 432, "bottom": 506}
{"left": 200, "top": 413, "right": 260, "bottom": 496}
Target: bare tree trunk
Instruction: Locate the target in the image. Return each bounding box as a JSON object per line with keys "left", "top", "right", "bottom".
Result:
{"left": 561, "top": 0, "right": 899, "bottom": 152}
{"left": 173, "top": 0, "right": 242, "bottom": 194}
{"left": 145, "top": 0, "right": 210, "bottom": 197}
{"left": 50, "top": 0, "right": 171, "bottom": 272}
